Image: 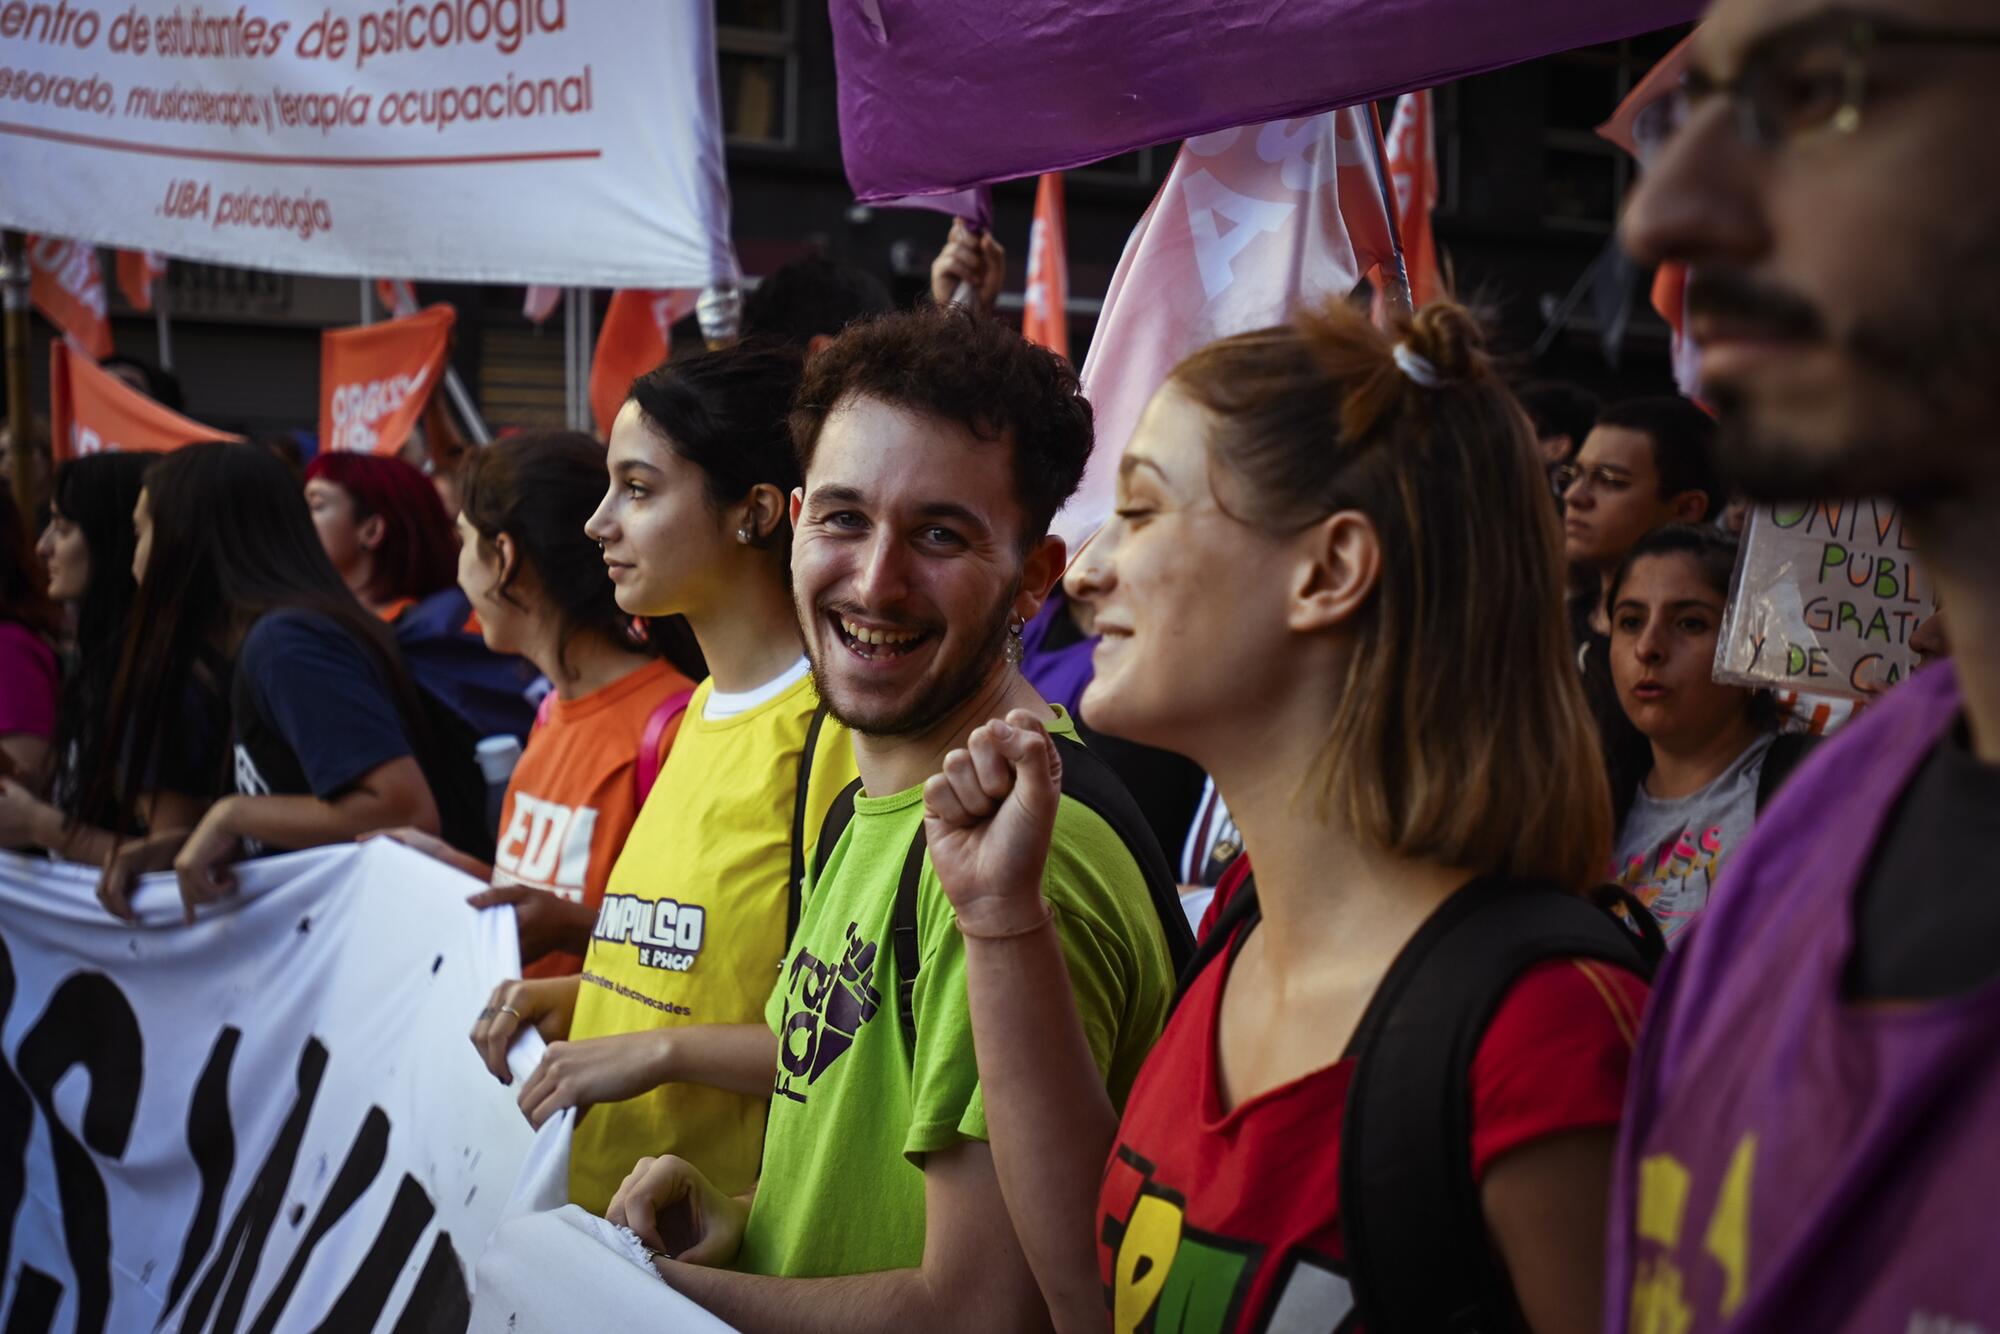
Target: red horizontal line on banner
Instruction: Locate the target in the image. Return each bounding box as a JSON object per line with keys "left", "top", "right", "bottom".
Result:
{"left": 0, "top": 121, "right": 601, "bottom": 167}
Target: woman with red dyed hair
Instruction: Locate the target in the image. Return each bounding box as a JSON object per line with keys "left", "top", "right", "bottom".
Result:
{"left": 304, "top": 452, "right": 458, "bottom": 622}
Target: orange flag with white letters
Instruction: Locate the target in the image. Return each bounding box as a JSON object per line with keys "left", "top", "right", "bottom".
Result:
{"left": 115, "top": 250, "right": 169, "bottom": 312}
{"left": 1021, "top": 173, "right": 1071, "bottom": 360}
{"left": 319, "top": 305, "right": 456, "bottom": 455}
{"left": 50, "top": 341, "right": 239, "bottom": 463}
{"left": 589, "top": 290, "right": 699, "bottom": 439}
{"left": 29, "top": 237, "right": 112, "bottom": 359}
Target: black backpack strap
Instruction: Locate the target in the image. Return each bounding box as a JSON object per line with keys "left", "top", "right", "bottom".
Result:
{"left": 1172, "top": 874, "right": 1262, "bottom": 1006}
{"left": 1046, "top": 734, "right": 1196, "bottom": 974}
{"left": 892, "top": 825, "right": 931, "bottom": 1057}
{"left": 1339, "top": 879, "right": 1652, "bottom": 1334}
{"left": 887, "top": 729, "right": 1198, "bottom": 1061}
{"left": 1756, "top": 731, "right": 1818, "bottom": 813}
{"left": 787, "top": 703, "right": 831, "bottom": 942}
{"left": 810, "top": 775, "right": 863, "bottom": 890}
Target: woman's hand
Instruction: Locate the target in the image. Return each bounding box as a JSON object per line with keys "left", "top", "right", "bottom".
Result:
{"left": 605, "top": 1154, "right": 748, "bottom": 1268}
{"left": 465, "top": 884, "right": 598, "bottom": 966}
{"left": 515, "top": 1030, "right": 670, "bottom": 1129}
{"left": 173, "top": 797, "right": 245, "bottom": 924}
{"left": 96, "top": 827, "right": 192, "bottom": 921}
{"left": 0, "top": 778, "right": 53, "bottom": 850}
{"left": 470, "top": 974, "right": 581, "bottom": 1084}
{"left": 923, "top": 707, "right": 1063, "bottom": 937}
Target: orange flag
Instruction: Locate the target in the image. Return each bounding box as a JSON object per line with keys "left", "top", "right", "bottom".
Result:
{"left": 319, "top": 305, "right": 456, "bottom": 455}
{"left": 115, "top": 251, "right": 169, "bottom": 313}
{"left": 50, "top": 341, "right": 240, "bottom": 463}
{"left": 28, "top": 237, "right": 112, "bottom": 359}
{"left": 1383, "top": 92, "right": 1441, "bottom": 308}
{"left": 1021, "top": 174, "right": 1070, "bottom": 359}
{"left": 375, "top": 278, "right": 418, "bottom": 317}
{"left": 589, "top": 290, "right": 699, "bottom": 438}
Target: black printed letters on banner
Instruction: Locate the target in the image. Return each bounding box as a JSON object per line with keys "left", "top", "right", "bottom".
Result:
{"left": 0, "top": 932, "right": 470, "bottom": 1331}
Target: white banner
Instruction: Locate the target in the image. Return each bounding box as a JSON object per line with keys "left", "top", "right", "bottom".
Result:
{"left": 0, "top": 1, "right": 735, "bottom": 286}
{"left": 0, "top": 839, "right": 536, "bottom": 1332}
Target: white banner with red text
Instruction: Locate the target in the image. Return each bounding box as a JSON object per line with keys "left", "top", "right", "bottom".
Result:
{"left": 0, "top": 838, "right": 534, "bottom": 1332}
{"left": 0, "top": 2, "right": 735, "bottom": 287}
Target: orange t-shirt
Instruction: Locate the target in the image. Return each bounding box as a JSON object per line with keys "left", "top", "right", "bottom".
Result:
{"left": 493, "top": 657, "right": 697, "bottom": 978}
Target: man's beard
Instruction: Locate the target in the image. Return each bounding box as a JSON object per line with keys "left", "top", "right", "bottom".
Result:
{"left": 807, "top": 579, "right": 1018, "bottom": 740}
{"left": 1694, "top": 266, "right": 2000, "bottom": 503}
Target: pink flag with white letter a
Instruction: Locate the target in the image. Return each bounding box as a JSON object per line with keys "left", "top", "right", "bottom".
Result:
{"left": 1057, "top": 109, "right": 1395, "bottom": 546}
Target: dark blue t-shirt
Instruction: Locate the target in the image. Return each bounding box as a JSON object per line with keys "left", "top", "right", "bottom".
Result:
{"left": 230, "top": 609, "right": 413, "bottom": 800}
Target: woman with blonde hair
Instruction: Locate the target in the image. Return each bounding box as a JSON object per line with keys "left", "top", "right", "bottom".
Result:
{"left": 917, "top": 300, "right": 1652, "bottom": 1333}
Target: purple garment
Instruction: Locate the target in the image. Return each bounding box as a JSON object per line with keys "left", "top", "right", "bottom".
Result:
{"left": 1604, "top": 661, "right": 2000, "bottom": 1332}
{"left": 1020, "top": 593, "right": 1095, "bottom": 718}
{"left": 831, "top": 0, "right": 1703, "bottom": 199}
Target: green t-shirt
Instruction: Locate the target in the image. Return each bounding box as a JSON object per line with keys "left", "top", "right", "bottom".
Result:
{"left": 735, "top": 710, "right": 1174, "bottom": 1279}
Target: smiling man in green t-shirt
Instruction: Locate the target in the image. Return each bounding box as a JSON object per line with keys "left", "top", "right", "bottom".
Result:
{"left": 602, "top": 305, "right": 1176, "bottom": 1330}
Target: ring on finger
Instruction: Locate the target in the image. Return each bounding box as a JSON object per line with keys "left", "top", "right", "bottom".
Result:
{"left": 498, "top": 1005, "right": 523, "bottom": 1021}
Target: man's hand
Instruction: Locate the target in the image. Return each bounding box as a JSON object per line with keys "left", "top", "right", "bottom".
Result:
{"left": 606, "top": 1154, "right": 748, "bottom": 1268}
{"left": 466, "top": 884, "right": 598, "bottom": 966}
{"left": 515, "top": 1030, "right": 670, "bottom": 1128}
{"left": 930, "top": 219, "right": 1005, "bottom": 313}
{"left": 96, "top": 827, "right": 191, "bottom": 922}
{"left": 924, "top": 708, "right": 1063, "bottom": 937}
{"left": 173, "top": 797, "right": 245, "bottom": 924}
{"left": 470, "top": 974, "right": 580, "bottom": 1084}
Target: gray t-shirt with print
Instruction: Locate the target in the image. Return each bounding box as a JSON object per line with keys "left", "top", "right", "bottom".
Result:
{"left": 1610, "top": 733, "right": 1775, "bottom": 947}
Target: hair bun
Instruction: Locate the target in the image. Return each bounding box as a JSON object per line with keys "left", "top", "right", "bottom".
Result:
{"left": 1403, "top": 301, "right": 1486, "bottom": 385}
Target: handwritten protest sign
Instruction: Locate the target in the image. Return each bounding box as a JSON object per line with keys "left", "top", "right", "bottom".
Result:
{"left": 1716, "top": 499, "right": 1937, "bottom": 701}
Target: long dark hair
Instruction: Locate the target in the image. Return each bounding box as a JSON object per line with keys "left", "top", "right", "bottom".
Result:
{"left": 0, "top": 483, "right": 59, "bottom": 640}
{"left": 459, "top": 431, "right": 705, "bottom": 682}
{"left": 1605, "top": 523, "right": 1779, "bottom": 823}
{"left": 47, "top": 452, "right": 155, "bottom": 822}
{"left": 81, "top": 442, "right": 430, "bottom": 823}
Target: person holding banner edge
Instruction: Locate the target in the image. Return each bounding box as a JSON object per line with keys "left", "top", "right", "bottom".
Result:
{"left": 381, "top": 430, "right": 705, "bottom": 975}
{"left": 598, "top": 305, "right": 1175, "bottom": 1331}
{"left": 87, "top": 442, "right": 470, "bottom": 920}
{"left": 470, "top": 344, "right": 858, "bottom": 1218}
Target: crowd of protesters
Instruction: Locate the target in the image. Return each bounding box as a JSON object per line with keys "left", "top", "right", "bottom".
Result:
{"left": 1, "top": 0, "right": 1994, "bottom": 1327}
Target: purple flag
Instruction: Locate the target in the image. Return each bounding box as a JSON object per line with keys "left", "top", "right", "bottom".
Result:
{"left": 832, "top": 0, "right": 1703, "bottom": 199}
{"left": 870, "top": 186, "right": 995, "bottom": 233}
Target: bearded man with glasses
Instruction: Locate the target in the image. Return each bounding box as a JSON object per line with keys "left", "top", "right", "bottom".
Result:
{"left": 1602, "top": 4, "right": 2000, "bottom": 1331}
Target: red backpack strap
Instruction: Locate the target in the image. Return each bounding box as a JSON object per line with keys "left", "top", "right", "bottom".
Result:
{"left": 634, "top": 688, "right": 695, "bottom": 805}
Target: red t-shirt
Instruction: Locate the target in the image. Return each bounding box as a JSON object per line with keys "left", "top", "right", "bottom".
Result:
{"left": 1100, "top": 877, "right": 1648, "bottom": 1333}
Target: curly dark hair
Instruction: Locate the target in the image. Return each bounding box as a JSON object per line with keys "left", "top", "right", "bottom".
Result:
{"left": 789, "top": 305, "right": 1095, "bottom": 550}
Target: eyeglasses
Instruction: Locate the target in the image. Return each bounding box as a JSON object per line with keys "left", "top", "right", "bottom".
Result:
{"left": 1633, "top": 10, "right": 2000, "bottom": 159}
{"left": 1553, "top": 464, "right": 1634, "bottom": 494}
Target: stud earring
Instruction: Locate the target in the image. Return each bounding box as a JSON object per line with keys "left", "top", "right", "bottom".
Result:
{"left": 737, "top": 526, "right": 753, "bottom": 543}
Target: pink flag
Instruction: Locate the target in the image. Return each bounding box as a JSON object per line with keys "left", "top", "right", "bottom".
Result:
{"left": 1022, "top": 174, "right": 1070, "bottom": 360}
{"left": 523, "top": 285, "right": 562, "bottom": 325}
{"left": 1058, "top": 110, "right": 1396, "bottom": 546}
{"left": 1384, "top": 92, "right": 1441, "bottom": 308}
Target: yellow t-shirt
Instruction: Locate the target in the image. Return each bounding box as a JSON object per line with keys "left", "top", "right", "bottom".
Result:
{"left": 566, "top": 668, "right": 856, "bottom": 1213}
